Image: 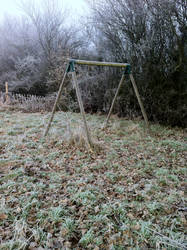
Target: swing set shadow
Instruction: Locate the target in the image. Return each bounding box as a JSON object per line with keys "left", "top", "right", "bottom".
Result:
{"left": 44, "top": 59, "right": 149, "bottom": 148}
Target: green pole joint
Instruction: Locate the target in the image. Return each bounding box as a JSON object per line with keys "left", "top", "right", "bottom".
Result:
{"left": 67, "top": 60, "right": 76, "bottom": 73}
{"left": 124, "top": 64, "right": 131, "bottom": 75}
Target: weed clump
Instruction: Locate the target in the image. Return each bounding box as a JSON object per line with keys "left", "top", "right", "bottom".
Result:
{"left": 111, "top": 120, "right": 143, "bottom": 137}
{"left": 63, "top": 125, "right": 103, "bottom": 153}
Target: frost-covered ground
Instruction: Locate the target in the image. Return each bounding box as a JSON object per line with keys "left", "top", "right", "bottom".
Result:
{"left": 0, "top": 110, "right": 186, "bottom": 249}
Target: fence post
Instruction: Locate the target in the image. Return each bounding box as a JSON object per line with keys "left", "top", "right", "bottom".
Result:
{"left": 5, "top": 82, "right": 8, "bottom": 103}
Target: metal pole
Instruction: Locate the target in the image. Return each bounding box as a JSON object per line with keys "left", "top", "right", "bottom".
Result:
{"left": 104, "top": 74, "right": 125, "bottom": 127}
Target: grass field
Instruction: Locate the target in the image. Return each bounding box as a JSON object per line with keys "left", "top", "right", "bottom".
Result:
{"left": 0, "top": 110, "right": 186, "bottom": 249}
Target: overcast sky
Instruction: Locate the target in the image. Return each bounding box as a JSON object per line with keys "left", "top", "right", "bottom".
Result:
{"left": 0, "top": 0, "right": 88, "bottom": 21}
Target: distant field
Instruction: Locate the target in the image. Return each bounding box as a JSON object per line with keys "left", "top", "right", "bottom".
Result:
{"left": 0, "top": 110, "right": 186, "bottom": 249}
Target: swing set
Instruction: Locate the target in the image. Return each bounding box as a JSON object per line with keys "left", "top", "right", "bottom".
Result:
{"left": 44, "top": 59, "right": 149, "bottom": 148}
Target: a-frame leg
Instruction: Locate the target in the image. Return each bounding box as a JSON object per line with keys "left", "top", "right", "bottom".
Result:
{"left": 129, "top": 74, "right": 149, "bottom": 129}
{"left": 43, "top": 66, "right": 68, "bottom": 136}
{"left": 103, "top": 74, "right": 125, "bottom": 127}
{"left": 72, "top": 71, "right": 93, "bottom": 148}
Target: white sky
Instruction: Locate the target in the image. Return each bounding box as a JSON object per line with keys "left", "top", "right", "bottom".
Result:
{"left": 0, "top": 0, "right": 88, "bottom": 21}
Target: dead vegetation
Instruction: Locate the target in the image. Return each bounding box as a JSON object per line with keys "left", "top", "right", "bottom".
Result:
{"left": 0, "top": 110, "right": 186, "bottom": 249}
{"left": 0, "top": 92, "right": 56, "bottom": 113}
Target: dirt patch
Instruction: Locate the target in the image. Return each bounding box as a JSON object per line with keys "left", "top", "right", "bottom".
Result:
{"left": 0, "top": 162, "right": 20, "bottom": 175}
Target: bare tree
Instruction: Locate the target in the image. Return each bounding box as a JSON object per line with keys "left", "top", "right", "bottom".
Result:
{"left": 0, "top": 16, "right": 42, "bottom": 93}
{"left": 85, "top": 0, "right": 187, "bottom": 126}
{"left": 0, "top": 0, "right": 84, "bottom": 95}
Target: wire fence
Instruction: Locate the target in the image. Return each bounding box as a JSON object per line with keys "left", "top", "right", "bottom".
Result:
{"left": 0, "top": 91, "right": 56, "bottom": 112}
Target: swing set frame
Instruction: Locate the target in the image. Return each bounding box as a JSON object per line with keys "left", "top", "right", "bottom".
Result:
{"left": 44, "top": 59, "right": 149, "bottom": 148}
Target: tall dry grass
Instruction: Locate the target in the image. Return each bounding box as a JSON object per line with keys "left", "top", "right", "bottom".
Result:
{"left": 0, "top": 91, "right": 55, "bottom": 112}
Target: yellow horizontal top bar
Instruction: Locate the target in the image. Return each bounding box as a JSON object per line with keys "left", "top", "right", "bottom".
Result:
{"left": 68, "top": 59, "right": 130, "bottom": 68}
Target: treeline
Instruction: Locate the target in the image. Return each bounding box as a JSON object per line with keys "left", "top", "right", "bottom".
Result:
{"left": 0, "top": 0, "right": 84, "bottom": 96}
{"left": 0, "top": 0, "right": 186, "bottom": 127}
